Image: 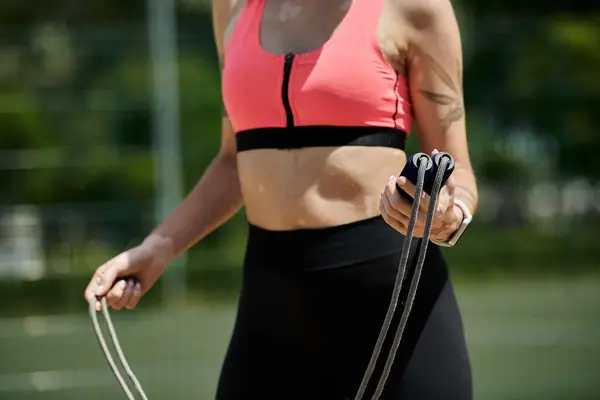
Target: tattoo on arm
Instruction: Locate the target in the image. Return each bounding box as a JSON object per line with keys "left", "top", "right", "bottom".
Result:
{"left": 416, "top": 48, "right": 464, "bottom": 133}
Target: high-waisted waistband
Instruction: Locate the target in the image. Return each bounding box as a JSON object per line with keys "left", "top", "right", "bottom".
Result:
{"left": 244, "top": 216, "right": 427, "bottom": 271}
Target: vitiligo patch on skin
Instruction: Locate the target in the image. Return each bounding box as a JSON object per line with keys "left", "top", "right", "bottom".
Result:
{"left": 278, "top": 1, "right": 302, "bottom": 22}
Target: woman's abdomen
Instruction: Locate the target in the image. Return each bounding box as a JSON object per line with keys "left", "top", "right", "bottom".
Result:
{"left": 237, "top": 146, "right": 407, "bottom": 230}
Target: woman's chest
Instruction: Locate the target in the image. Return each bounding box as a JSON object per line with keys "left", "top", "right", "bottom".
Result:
{"left": 223, "top": 46, "right": 401, "bottom": 131}
{"left": 224, "top": 0, "right": 406, "bottom": 65}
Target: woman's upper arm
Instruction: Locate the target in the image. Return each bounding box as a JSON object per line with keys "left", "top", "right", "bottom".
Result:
{"left": 212, "top": 0, "right": 239, "bottom": 67}
{"left": 404, "top": 0, "right": 472, "bottom": 172}
{"left": 212, "top": 0, "right": 241, "bottom": 158}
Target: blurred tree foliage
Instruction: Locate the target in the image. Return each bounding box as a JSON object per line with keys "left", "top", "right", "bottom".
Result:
{"left": 0, "top": 1, "right": 597, "bottom": 281}
{"left": 458, "top": 11, "right": 600, "bottom": 180}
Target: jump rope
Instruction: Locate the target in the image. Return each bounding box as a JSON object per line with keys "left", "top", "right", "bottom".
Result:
{"left": 88, "top": 152, "right": 455, "bottom": 400}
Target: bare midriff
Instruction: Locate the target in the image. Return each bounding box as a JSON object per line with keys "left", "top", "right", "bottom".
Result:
{"left": 238, "top": 147, "right": 406, "bottom": 230}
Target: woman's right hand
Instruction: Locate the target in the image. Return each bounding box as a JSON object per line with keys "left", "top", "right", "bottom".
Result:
{"left": 84, "top": 237, "right": 172, "bottom": 311}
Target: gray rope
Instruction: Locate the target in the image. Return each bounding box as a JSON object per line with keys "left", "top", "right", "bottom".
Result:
{"left": 88, "top": 155, "right": 452, "bottom": 400}
{"left": 355, "top": 154, "right": 452, "bottom": 400}
{"left": 89, "top": 287, "right": 149, "bottom": 400}
{"left": 354, "top": 154, "right": 430, "bottom": 400}
{"left": 370, "top": 155, "right": 451, "bottom": 399}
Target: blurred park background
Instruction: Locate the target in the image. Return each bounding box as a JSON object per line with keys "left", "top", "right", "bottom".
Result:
{"left": 0, "top": 1, "right": 599, "bottom": 399}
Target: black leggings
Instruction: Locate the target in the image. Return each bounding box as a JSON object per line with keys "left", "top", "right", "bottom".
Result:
{"left": 216, "top": 217, "right": 472, "bottom": 399}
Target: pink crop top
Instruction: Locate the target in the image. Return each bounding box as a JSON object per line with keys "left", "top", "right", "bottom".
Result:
{"left": 222, "top": 0, "right": 412, "bottom": 151}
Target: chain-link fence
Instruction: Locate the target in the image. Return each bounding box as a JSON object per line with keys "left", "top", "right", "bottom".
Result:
{"left": 0, "top": 3, "right": 598, "bottom": 400}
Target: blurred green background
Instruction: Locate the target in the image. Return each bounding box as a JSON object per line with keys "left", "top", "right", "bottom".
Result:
{"left": 0, "top": 1, "right": 599, "bottom": 399}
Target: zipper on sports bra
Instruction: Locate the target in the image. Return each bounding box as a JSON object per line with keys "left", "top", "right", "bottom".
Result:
{"left": 282, "top": 52, "right": 296, "bottom": 128}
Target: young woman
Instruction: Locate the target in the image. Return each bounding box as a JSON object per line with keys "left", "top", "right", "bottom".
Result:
{"left": 85, "top": 0, "right": 478, "bottom": 398}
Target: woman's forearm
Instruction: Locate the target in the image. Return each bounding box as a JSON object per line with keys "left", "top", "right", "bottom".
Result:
{"left": 137, "top": 0, "right": 246, "bottom": 267}
{"left": 427, "top": 164, "right": 478, "bottom": 242}
{"left": 143, "top": 152, "right": 243, "bottom": 264}
{"left": 453, "top": 166, "right": 478, "bottom": 216}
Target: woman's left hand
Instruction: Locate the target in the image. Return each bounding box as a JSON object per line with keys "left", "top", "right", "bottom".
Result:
{"left": 379, "top": 151, "right": 463, "bottom": 241}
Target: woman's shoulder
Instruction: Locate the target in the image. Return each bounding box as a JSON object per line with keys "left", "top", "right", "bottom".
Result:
{"left": 216, "top": 0, "right": 248, "bottom": 54}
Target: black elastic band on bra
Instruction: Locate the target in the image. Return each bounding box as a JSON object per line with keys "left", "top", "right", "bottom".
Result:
{"left": 236, "top": 126, "right": 406, "bottom": 151}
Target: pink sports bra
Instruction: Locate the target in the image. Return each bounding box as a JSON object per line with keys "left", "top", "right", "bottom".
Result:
{"left": 222, "top": 0, "right": 412, "bottom": 151}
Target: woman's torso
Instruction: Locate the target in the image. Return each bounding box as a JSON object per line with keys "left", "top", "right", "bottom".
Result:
{"left": 223, "top": 0, "right": 412, "bottom": 230}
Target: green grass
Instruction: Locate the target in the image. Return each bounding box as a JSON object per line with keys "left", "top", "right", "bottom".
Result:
{"left": 0, "top": 276, "right": 599, "bottom": 400}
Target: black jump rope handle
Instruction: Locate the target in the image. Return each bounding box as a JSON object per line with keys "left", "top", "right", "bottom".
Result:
{"left": 396, "top": 152, "right": 455, "bottom": 200}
